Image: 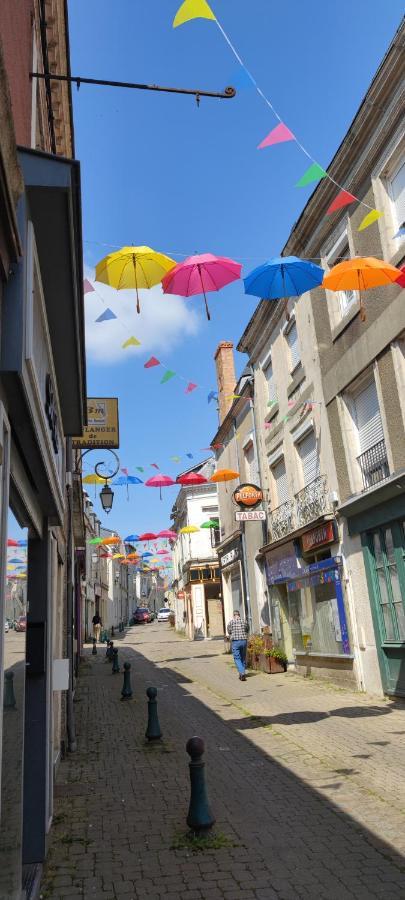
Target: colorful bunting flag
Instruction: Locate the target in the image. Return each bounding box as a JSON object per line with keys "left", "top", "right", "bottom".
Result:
{"left": 258, "top": 123, "right": 295, "bottom": 150}
{"left": 186, "top": 452, "right": 194, "bottom": 459}
{"left": 161, "top": 370, "right": 176, "bottom": 384}
{"left": 136, "top": 467, "right": 145, "bottom": 473}
{"left": 296, "top": 163, "right": 327, "bottom": 188}
{"left": 358, "top": 209, "right": 383, "bottom": 232}
{"left": 151, "top": 463, "right": 160, "bottom": 470}
{"left": 121, "top": 468, "right": 129, "bottom": 476}
{"left": 144, "top": 357, "right": 160, "bottom": 368}
{"left": 185, "top": 382, "right": 197, "bottom": 394}
{"left": 95, "top": 308, "right": 117, "bottom": 323}
{"left": 393, "top": 227, "right": 405, "bottom": 239}
{"left": 122, "top": 336, "right": 141, "bottom": 348}
{"left": 326, "top": 190, "right": 357, "bottom": 215}
{"left": 207, "top": 391, "right": 218, "bottom": 404}
{"left": 171, "top": 456, "right": 181, "bottom": 463}
{"left": 173, "top": 0, "right": 216, "bottom": 28}
{"left": 83, "top": 278, "right": 95, "bottom": 294}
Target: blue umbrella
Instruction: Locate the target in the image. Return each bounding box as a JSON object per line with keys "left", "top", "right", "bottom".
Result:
{"left": 142, "top": 552, "right": 153, "bottom": 558}
{"left": 18, "top": 540, "right": 28, "bottom": 547}
{"left": 8, "top": 558, "right": 24, "bottom": 564}
{"left": 124, "top": 534, "right": 140, "bottom": 543}
{"left": 244, "top": 256, "right": 324, "bottom": 300}
{"left": 111, "top": 474, "right": 143, "bottom": 500}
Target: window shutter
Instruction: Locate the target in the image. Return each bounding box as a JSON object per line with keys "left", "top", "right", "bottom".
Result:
{"left": 298, "top": 429, "right": 320, "bottom": 485}
{"left": 265, "top": 362, "right": 277, "bottom": 402}
{"left": 286, "top": 322, "right": 300, "bottom": 370}
{"left": 272, "top": 458, "right": 289, "bottom": 505}
{"left": 354, "top": 381, "right": 384, "bottom": 453}
{"left": 391, "top": 160, "right": 405, "bottom": 230}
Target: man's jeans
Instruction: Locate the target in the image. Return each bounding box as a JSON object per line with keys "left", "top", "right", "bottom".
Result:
{"left": 232, "top": 639, "right": 247, "bottom": 675}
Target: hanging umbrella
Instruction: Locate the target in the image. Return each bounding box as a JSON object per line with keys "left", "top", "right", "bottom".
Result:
{"left": 124, "top": 534, "right": 140, "bottom": 543}
{"left": 88, "top": 537, "right": 102, "bottom": 545}
{"left": 95, "top": 245, "right": 176, "bottom": 314}
{"left": 112, "top": 474, "right": 143, "bottom": 500}
{"left": 162, "top": 253, "right": 242, "bottom": 321}
{"left": 157, "top": 549, "right": 168, "bottom": 555}
{"left": 200, "top": 519, "right": 219, "bottom": 529}
{"left": 176, "top": 472, "right": 208, "bottom": 486}
{"left": 244, "top": 256, "right": 324, "bottom": 301}
{"left": 18, "top": 540, "right": 28, "bottom": 547}
{"left": 99, "top": 552, "right": 112, "bottom": 558}
{"left": 323, "top": 256, "right": 403, "bottom": 320}
{"left": 179, "top": 525, "right": 200, "bottom": 534}
{"left": 100, "top": 536, "right": 121, "bottom": 545}
{"left": 83, "top": 474, "right": 110, "bottom": 484}
{"left": 126, "top": 552, "right": 140, "bottom": 560}
{"left": 145, "top": 474, "right": 176, "bottom": 500}
{"left": 142, "top": 551, "right": 153, "bottom": 558}
{"left": 157, "top": 530, "right": 177, "bottom": 539}
{"left": 210, "top": 469, "right": 240, "bottom": 483}
{"left": 7, "top": 539, "right": 19, "bottom": 547}
{"left": 139, "top": 532, "right": 157, "bottom": 541}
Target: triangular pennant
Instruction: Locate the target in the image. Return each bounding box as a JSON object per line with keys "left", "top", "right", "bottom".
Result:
{"left": 122, "top": 336, "right": 141, "bottom": 348}
{"left": 173, "top": 0, "right": 216, "bottom": 27}
{"left": 258, "top": 123, "right": 295, "bottom": 150}
{"left": 121, "top": 468, "right": 129, "bottom": 476}
{"left": 171, "top": 456, "right": 181, "bottom": 463}
{"left": 358, "top": 209, "right": 383, "bottom": 232}
{"left": 83, "top": 278, "right": 95, "bottom": 294}
{"left": 207, "top": 391, "right": 218, "bottom": 404}
{"left": 136, "top": 467, "right": 145, "bottom": 473}
{"left": 160, "top": 370, "right": 176, "bottom": 384}
{"left": 144, "top": 357, "right": 160, "bottom": 368}
{"left": 151, "top": 463, "right": 160, "bottom": 470}
{"left": 95, "top": 308, "right": 117, "bottom": 323}
{"left": 296, "top": 163, "right": 327, "bottom": 188}
{"left": 228, "top": 66, "right": 255, "bottom": 91}
{"left": 326, "top": 190, "right": 357, "bottom": 215}
{"left": 186, "top": 452, "right": 194, "bottom": 459}
{"left": 185, "top": 382, "right": 197, "bottom": 394}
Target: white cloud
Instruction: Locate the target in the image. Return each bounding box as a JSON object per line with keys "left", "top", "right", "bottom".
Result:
{"left": 84, "top": 265, "right": 201, "bottom": 364}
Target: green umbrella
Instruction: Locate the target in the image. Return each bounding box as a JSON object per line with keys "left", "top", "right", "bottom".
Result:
{"left": 89, "top": 537, "right": 102, "bottom": 545}
{"left": 200, "top": 519, "right": 219, "bottom": 529}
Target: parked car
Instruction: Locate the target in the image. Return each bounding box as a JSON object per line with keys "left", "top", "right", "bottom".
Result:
{"left": 157, "top": 607, "right": 171, "bottom": 623}
{"left": 15, "top": 616, "right": 26, "bottom": 632}
{"left": 4, "top": 621, "right": 9, "bottom": 633}
{"left": 133, "top": 607, "right": 153, "bottom": 624}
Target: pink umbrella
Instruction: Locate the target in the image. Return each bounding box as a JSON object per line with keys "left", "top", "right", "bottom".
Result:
{"left": 161, "top": 253, "right": 242, "bottom": 321}
{"left": 176, "top": 472, "right": 208, "bottom": 486}
{"left": 145, "top": 474, "right": 176, "bottom": 500}
{"left": 157, "top": 530, "right": 177, "bottom": 539}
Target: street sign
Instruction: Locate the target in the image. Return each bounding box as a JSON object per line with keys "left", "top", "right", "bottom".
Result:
{"left": 72, "top": 397, "right": 119, "bottom": 449}
{"left": 235, "top": 510, "right": 266, "bottom": 522}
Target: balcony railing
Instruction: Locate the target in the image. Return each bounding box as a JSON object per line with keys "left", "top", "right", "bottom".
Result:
{"left": 268, "top": 500, "right": 295, "bottom": 542}
{"left": 295, "top": 475, "right": 331, "bottom": 527}
{"left": 357, "top": 439, "right": 389, "bottom": 491}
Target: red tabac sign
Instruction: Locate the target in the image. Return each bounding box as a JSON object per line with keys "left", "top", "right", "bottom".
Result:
{"left": 302, "top": 521, "right": 335, "bottom": 553}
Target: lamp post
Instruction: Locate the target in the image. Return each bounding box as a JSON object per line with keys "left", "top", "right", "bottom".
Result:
{"left": 78, "top": 449, "right": 120, "bottom": 514}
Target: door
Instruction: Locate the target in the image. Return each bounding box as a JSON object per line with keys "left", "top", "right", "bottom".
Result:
{"left": 363, "top": 521, "right": 405, "bottom": 695}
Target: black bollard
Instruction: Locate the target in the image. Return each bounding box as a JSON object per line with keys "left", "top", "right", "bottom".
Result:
{"left": 112, "top": 647, "right": 120, "bottom": 674}
{"left": 106, "top": 640, "right": 114, "bottom": 661}
{"left": 145, "top": 687, "right": 162, "bottom": 741}
{"left": 4, "top": 671, "right": 16, "bottom": 710}
{"left": 121, "top": 662, "right": 133, "bottom": 700}
{"left": 186, "top": 737, "right": 215, "bottom": 834}
{"left": 105, "top": 640, "right": 111, "bottom": 658}
{"left": 92, "top": 638, "right": 97, "bottom": 655}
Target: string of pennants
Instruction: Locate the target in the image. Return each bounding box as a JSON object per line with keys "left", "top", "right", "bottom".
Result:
{"left": 170, "top": 0, "right": 390, "bottom": 231}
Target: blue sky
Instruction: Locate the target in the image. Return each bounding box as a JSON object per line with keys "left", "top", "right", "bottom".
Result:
{"left": 67, "top": 0, "right": 404, "bottom": 538}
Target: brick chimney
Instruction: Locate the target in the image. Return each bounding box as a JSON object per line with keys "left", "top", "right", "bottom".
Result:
{"left": 214, "top": 342, "right": 236, "bottom": 424}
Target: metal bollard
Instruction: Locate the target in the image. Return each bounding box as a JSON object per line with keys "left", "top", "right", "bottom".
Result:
{"left": 186, "top": 737, "right": 215, "bottom": 834}
{"left": 101, "top": 629, "right": 107, "bottom": 644}
{"left": 121, "top": 661, "right": 133, "bottom": 700}
{"left": 106, "top": 640, "right": 114, "bottom": 661}
{"left": 92, "top": 638, "right": 97, "bottom": 655}
{"left": 145, "top": 687, "right": 162, "bottom": 741}
{"left": 4, "top": 671, "right": 16, "bottom": 710}
{"left": 112, "top": 647, "right": 120, "bottom": 674}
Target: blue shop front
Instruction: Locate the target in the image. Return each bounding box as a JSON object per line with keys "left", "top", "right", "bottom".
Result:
{"left": 265, "top": 523, "right": 356, "bottom": 687}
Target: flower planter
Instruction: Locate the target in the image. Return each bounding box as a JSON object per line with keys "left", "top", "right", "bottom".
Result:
{"left": 260, "top": 654, "right": 286, "bottom": 674}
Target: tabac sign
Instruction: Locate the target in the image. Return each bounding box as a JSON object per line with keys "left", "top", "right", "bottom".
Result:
{"left": 233, "top": 483, "right": 263, "bottom": 510}
{"left": 72, "top": 398, "right": 119, "bottom": 450}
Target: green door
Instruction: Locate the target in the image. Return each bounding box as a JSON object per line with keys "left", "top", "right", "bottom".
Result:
{"left": 363, "top": 521, "right": 405, "bottom": 695}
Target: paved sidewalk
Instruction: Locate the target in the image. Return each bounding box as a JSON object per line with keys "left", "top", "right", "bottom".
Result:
{"left": 41, "top": 625, "right": 405, "bottom": 900}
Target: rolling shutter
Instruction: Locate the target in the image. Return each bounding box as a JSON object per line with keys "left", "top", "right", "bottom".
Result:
{"left": 298, "top": 429, "right": 320, "bottom": 485}
{"left": 272, "top": 458, "right": 289, "bottom": 505}
{"left": 286, "top": 321, "right": 300, "bottom": 370}
{"left": 391, "top": 160, "right": 405, "bottom": 230}
{"left": 353, "top": 380, "right": 384, "bottom": 453}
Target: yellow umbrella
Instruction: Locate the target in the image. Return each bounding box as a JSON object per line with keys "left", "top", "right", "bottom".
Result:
{"left": 83, "top": 474, "right": 110, "bottom": 485}
{"left": 179, "top": 525, "right": 200, "bottom": 534}
{"left": 112, "top": 553, "right": 124, "bottom": 559}
{"left": 95, "top": 245, "right": 176, "bottom": 314}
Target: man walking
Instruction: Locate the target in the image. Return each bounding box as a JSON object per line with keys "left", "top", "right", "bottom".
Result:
{"left": 227, "top": 610, "right": 249, "bottom": 681}
{"left": 92, "top": 611, "right": 102, "bottom": 643}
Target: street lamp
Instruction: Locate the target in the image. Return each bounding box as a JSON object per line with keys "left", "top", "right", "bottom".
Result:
{"left": 100, "top": 483, "right": 114, "bottom": 514}
{"left": 78, "top": 448, "right": 120, "bottom": 514}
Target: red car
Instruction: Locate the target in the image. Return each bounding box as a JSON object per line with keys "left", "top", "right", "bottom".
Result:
{"left": 15, "top": 616, "right": 26, "bottom": 632}
{"left": 133, "top": 607, "right": 153, "bottom": 624}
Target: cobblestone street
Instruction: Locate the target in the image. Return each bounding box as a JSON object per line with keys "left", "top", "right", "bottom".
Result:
{"left": 41, "top": 625, "right": 405, "bottom": 900}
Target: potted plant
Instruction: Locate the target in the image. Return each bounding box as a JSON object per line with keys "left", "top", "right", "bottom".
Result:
{"left": 247, "top": 635, "right": 264, "bottom": 670}
{"left": 262, "top": 647, "right": 288, "bottom": 674}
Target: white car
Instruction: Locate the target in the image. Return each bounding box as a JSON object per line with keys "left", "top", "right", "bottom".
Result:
{"left": 4, "top": 621, "right": 9, "bottom": 633}
{"left": 157, "top": 608, "right": 171, "bottom": 623}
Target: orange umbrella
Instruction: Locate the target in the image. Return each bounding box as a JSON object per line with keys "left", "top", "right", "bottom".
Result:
{"left": 100, "top": 536, "right": 121, "bottom": 545}
{"left": 210, "top": 468, "right": 240, "bottom": 483}
{"left": 126, "top": 552, "right": 140, "bottom": 560}
{"left": 323, "top": 256, "right": 402, "bottom": 321}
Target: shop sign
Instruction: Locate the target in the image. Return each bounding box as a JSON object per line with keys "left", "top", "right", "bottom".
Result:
{"left": 233, "top": 483, "right": 263, "bottom": 509}
{"left": 220, "top": 547, "right": 240, "bottom": 569}
{"left": 302, "top": 521, "right": 336, "bottom": 553}
{"left": 266, "top": 541, "right": 300, "bottom": 585}
{"left": 72, "top": 398, "right": 119, "bottom": 449}
{"left": 235, "top": 510, "right": 266, "bottom": 521}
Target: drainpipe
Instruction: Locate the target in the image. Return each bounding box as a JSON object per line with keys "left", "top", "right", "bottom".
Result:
{"left": 66, "top": 439, "right": 77, "bottom": 752}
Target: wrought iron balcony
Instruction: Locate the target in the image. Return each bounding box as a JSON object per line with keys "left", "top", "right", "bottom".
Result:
{"left": 357, "top": 439, "right": 389, "bottom": 491}
{"left": 268, "top": 500, "right": 295, "bottom": 542}
{"left": 295, "top": 475, "right": 332, "bottom": 527}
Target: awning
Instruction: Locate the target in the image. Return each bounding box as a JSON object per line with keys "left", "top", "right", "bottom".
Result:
{"left": 17, "top": 148, "right": 86, "bottom": 435}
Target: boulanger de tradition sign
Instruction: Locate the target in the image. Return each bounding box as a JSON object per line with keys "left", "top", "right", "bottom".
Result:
{"left": 72, "top": 398, "right": 119, "bottom": 449}
{"left": 233, "top": 483, "right": 263, "bottom": 509}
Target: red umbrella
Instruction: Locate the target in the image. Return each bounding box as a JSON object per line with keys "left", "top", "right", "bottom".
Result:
{"left": 139, "top": 532, "right": 157, "bottom": 541}
{"left": 162, "top": 253, "right": 242, "bottom": 321}
{"left": 176, "top": 472, "right": 208, "bottom": 486}
{"left": 7, "top": 539, "right": 19, "bottom": 547}
{"left": 145, "top": 474, "right": 175, "bottom": 500}
{"left": 157, "top": 530, "right": 177, "bottom": 539}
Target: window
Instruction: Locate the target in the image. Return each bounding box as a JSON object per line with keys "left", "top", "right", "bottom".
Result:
{"left": 271, "top": 457, "right": 289, "bottom": 506}
{"left": 325, "top": 232, "right": 357, "bottom": 319}
{"left": 286, "top": 320, "right": 301, "bottom": 372}
{"left": 352, "top": 379, "right": 389, "bottom": 489}
{"left": 244, "top": 440, "right": 259, "bottom": 484}
{"left": 297, "top": 429, "right": 320, "bottom": 487}
{"left": 264, "top": 360, "right": 277, "bottom": 403}
{"left": 389, "top": 159, "right": 405, "bottom": 233}
{"left": 337, "top": 245, "right": 356, "bottom": 314}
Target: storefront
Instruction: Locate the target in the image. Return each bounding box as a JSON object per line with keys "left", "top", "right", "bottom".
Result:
{"left": 219, "top": 536, "right": 247, "bottom": 628}
{"left": 265, "top": 523, "right": 355, "bottom": 685}
{"left": 183, "top": 563, "right": 222, "bottom": 639}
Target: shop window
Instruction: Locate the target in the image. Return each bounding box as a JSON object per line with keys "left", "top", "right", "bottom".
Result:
{"left": 370, "top": 526, "right": 405, "bottom": 642}
{"left": 210, "top": 526, "right": 221, "bottom": 549}
{"left": 287, "top": 575, "right": 347, "bottom": 656}
{"left": 388, "top": 158, "right": 405, "bottom": 234}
